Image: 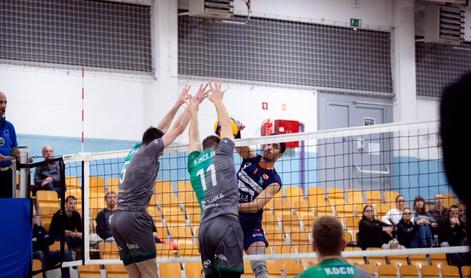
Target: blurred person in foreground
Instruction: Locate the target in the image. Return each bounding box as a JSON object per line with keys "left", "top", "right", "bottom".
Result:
{"left": 296, "top": 216, "right": 371, "bottom": 278}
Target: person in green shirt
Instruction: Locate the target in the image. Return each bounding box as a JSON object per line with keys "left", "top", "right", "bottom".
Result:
{"left": 187, "top": 82, "right": 244, "bottom": 277}
{"left": 296, "top": 216, "right": 372, "bottom": 278}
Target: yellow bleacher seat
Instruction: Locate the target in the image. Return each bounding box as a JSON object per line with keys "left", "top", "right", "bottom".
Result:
{"left": 387, "top": 255, "right": 409, "bottom": 266}
{"left": 37, "top": 191, "right": 60, "bottom": 208}
{"left": 461, "top": 266, "right": 471, "bottom": 278}
{"left": 162, "top": 207, "right": 187, "bottom": 224}
{"left": 429, "top": 253, "right": 447, "bottom": 267}
{"left": 243, "top": 261, "right": 254, "bottom": 276}
{"left": 77, "top": 264, "right": 101, "bottom": 278}
{"left": 359, "top": 263, "right": 378, "bottom": 276}
{"left": 32, "top": 259, "right": 43, "bottom": 277}
{"left": 365, "top": 190, "right": 382, "bottom": 203}
{"left": 159, "top": 262, "right": 182, "bottom": 278}
{"left": 286, "top": 186, "right": 304, "bottom": 197}
{"left": 343, "top": 231, "right": 353, "bottom": 243}
{"left": 308, "top": 188, "right": 332, "bottom": 215}
{"left": 327, "top": 188, "right": 345, "bottom": 205}
{"left": 185, "top": 262, "right": 203, "bottom": 278}
{"left": 384, "top": 191, "right": 400, "bottom": 203}
{"left": 266, "top": 260, "right": 283, "bottom": 278}
{"left": 346, "top": 189, "right": 364, "bottom": 204}
{"left": 442, "top": 193, "right": 458, "bottom": 207}
{"left": 439, "top": 264, "right": 460, "bottom": 278}
{"left": 409, "top": 254, "right": 429, "bottom": 266}
{"left": 107, "top": 177, "right": 119, "bottom": 193}
{"left": 65, "top": 176, "right": 80, "bottom": 188}
{"left": 281, "top": 259, "right": 305, "bottom": 277}
{"left": 398, "top": 264, "right": 419, "bottom": 278}
{"left": 157, "top": 242, "right": 177, "bottom": 257}
{"left": 105, "top": 264, "right": 128, "bottom": 278}
{"left": 168, "top": 225, "right": 194, "bottom": 243}
{"left": 89, "top": 176, "right": 105, "bottom": 194}
{"left": 177, "top": 243, "right": 200, "bottom": 256}
{"left": 421, "top": 265, "right": 441, "bottom": 278}
{"left": 99, "top": 241, "right": 120, "bottom": 259}
{"left": 378, "top": 264, "right": 398, "bottom": 278}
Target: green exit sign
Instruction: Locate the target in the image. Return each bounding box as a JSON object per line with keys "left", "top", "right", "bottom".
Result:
{"left": 350, "top": 18, "right": 361, "bottom": 28}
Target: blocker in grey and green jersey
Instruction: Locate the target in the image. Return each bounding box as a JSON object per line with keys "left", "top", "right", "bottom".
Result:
{"left": 110, "top": 139, "right": 164, "bottom": 265}
{"left": 187, "top": 138, "right": 244, "bottom": 274}
{"left": 296, "top": 258, "right": 371, "bottom": 278}
{"left": 187, "top": 138, "right": 239, "bottom": 222}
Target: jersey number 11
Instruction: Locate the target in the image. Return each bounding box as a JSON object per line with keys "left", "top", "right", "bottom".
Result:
{"left": 196, "top": 164, "right": 217, "bottom": 191}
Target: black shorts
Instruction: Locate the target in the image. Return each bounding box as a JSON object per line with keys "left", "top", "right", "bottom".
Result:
{"left": 110, "top": 211, "right": 156, "bottom": 266}
{"left": 199, "top": 215, "right": 244, "bottom": 274}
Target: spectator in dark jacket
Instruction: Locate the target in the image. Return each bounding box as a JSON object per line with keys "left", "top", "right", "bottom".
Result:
{"left": 32, "top": 209, "right": 72, "bottom": 278}
{"left": 429, "top": 193, "right": 449, "bottom": 226}
{"left": 439, "top": 205, "right": 466, "bottom": 247}
{"left": 49, "top": 195, "right": 83, "bottom": 258}
{"left": 33, "top": 145, "right": 61, "bottom": 195}
{"left": 358, "top": 205, "right": 393, "bottom": 250}
{"left": 96, "top": 191, "right": 117, "bottom": 241}
{"left": 397, "top": 207, "right": 416, "bottom": 248}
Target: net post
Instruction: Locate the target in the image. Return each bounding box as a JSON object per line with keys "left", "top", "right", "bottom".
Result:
{"left": 83, "top": 159, "right": 91, "bottom": 265}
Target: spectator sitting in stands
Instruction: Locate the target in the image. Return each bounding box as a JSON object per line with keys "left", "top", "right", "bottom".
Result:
{"left": 439, "top": 205, "right": 470, "bottom": 267}
{"left": 33, "top": 145, "right": 61, "bottom": 195}
{"left": 382, "top": 195, "right": 407, "bottom": 226}
{"left": 96, "top": 191, "right": 117, "bottom": 241}
{"left": 438, "top": 205, "right": 466, "bottom": 247}
{"left": 95, "top": 191, "right": 164, "bottom": 244}
{"left": 48, "top": 195, "right": 83, "bottom": 259}
{"left": 32, "top": 208, "right": 72, "bottom": 278}
{"left": 397, "top": 207, "right": 416, "bottom": 248}
{"left": 357, "top": 205, "right": 393, "bottom": 250}
{"left": 411, "top": 196, "right": 435, "bottom": 247}
{"left": 429, "top": 193, "right": 449, "bottom": 226}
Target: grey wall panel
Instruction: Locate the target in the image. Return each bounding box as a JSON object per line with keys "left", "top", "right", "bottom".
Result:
{"left": 178, "top": 16, "right": 392, "bottom": 93}
{"left": 0, "top": 0, "right": 152, "bottom": 72}
{"left": 416, "top": 42, "right": 471, "bottom": 97}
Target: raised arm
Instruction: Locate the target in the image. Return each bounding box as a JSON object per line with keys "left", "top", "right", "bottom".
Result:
{"left": 155, "top": 85, "right": 191, "bottom": 133}
{"left": 208, "top": 82, "right": 233, "bottom": 140}
{"left": 188, "top": 84, "right": 210, "bottom": 153}
{"left": 238, "top": 183, "right": 281, "bottom": 213}
{"left": 161, "top": 94, "right": 198, "bottom": 147}
{"left": 233, "top": 120, "right": 257, "bottom": 159}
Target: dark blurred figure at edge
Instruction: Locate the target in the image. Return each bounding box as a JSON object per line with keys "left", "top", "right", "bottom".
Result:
{"left": 440, "top": 72, "right": 471, "bottom": 251}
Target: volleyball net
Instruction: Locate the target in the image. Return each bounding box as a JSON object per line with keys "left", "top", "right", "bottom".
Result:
{"left": 54, "top": 120, "right": 469, "bottom": 267}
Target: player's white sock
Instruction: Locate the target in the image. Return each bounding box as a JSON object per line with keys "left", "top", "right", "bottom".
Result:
{"left": 250, "top": 260, "right": 268, "bottom": 278}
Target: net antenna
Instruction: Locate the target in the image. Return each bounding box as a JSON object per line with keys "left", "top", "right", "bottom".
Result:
{"left": 185, "top": 0, "right": 251, "bottom": 25}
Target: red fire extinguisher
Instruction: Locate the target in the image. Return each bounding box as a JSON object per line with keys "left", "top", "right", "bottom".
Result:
{"left": 261, "top": 119, "right": 273, "bottom": 136}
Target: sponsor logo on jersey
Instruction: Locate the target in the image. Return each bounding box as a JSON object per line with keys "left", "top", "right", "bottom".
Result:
{"left": 262, "top": 173, "right": 269, "bottom": 180}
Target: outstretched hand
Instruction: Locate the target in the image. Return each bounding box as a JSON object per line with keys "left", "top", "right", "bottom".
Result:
{"left": 195, "top": 83, "right": 210, "bottom": 104}
{"left": 186, "top": 94, "right": 199, "bottom": 118}
{"left": 176, "top": 85, "right": 191, "bottom": 106}
{"left": 207, "top": 82, "right": 224, "bottom": 103}
{"left": 235, "top": 120, "right": 246, "bottom": 131}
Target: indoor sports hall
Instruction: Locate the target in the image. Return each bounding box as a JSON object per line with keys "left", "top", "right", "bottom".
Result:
{"left": 1, "top": 0, "right": 470, "bottom": 277}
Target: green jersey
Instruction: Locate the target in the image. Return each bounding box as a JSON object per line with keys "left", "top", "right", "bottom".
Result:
{"left": 187, "top": 149, "right": 213, "bottom": 208}
{"left": 296, "top": 258, "right": 371, "bottom": 278}
{"left": 119, "top": 143, "right": 142, "bottom": 186}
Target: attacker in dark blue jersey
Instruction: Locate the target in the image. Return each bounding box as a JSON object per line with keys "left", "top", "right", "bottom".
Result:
{"left": 236, "top": 129, "right": 286, "bottom": 278}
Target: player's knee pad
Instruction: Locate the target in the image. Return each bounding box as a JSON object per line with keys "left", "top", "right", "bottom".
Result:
{"left": 250, "top": 260, "right": 268, "bottom": 278}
